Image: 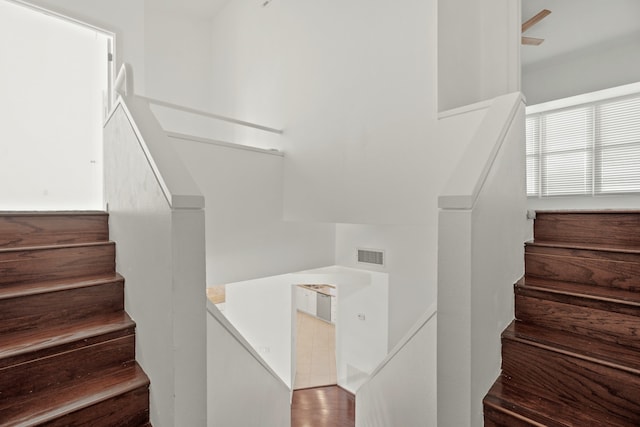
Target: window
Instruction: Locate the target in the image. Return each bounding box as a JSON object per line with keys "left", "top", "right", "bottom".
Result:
{"left": 526, "top": 93, "right": 640, "bottom": 197}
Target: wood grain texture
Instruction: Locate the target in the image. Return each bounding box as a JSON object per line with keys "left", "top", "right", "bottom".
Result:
{"left": 515, "top": 293, "right": 640, "bottom": 349}
{"left": 485, "top": 377, "right": 633, "bottom": 427}
{"left": 501, "top": 339, "right": 640, "bottom": 423}
{"left": 292, "top": 386, "right": 355, "bottom": 427}
{"left": 525, "top": 244, "right": 640, "bottom": 291}
{"left": 0, "top": 212, "right": 108, "bottom": 249}
{"left": 484, "top": 211, "right": 640, "bottom": 426}
{"left": 533, "top": 211, "right": 640, "bottom": 248}
{"left": 0, "top": 212, "right": 149, "bottom": 425}
{"left": 0, "top": 276, "right": 124, "bottom": 335}
{"left": 0, "top": 363, "right": 149, "bottom": 426}
{"left": 0, "top": 242, "right": 115, "bottom": 286}
{"left": 505, "top": 320, "right": 640, "bottom": 375}
{"left": 0, "top": 335, "right": 135, "bottom": 402}
{"left": 0, "top": 312, "right": 135, "bottom": 369}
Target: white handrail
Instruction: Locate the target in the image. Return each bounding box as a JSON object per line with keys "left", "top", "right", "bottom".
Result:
{"left": 439, "top": 92, "right": 525, "bottom": 210}
{"left": 166, "top": 132, "right": 284, "bottom": 157}
{"left": 140, "top": 95, "right": 284, "bottom": 135}
{"left": 114, "top": 63, "right": 133, "bottom": 97}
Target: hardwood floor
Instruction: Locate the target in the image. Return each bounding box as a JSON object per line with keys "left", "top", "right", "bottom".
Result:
{"left": 291, "top": 386, "right": 355, "bottom": 427}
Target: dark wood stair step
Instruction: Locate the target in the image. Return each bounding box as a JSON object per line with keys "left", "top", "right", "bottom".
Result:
{"left": 504, "top": 320, "right": 640, "bottom": 375}
{"left": 0, "top": 311, "right": 135, "bottom": 369}
{"left": 516, "top": 293, "right": 640, "bottom": 350}
{"left": 533, "top": 210, "right": 640, "bottom": 249}
{"left": 0, "top": 335, "right": 135, "bottom": 402}
{"left": 484, "top": 376, "right": 634, "bottom": 427}
{"left": 520, "top": 276, "right": 640, "bottom": 308}
{"left": 0, "top": 211, "right": 109, "bottom": 250}
{"left": 0, "top": 242, "right": 115, "bottom": 286}
{"left": 0, "top": 273, "right": 125, "bottom": 336}
{"left": 0, "top": 362, "right": 149, "bottom": 426}
{"left": 501, "top": 335, "right": 640, "bottom": 422}
{"left": 525, "top": 243, "right": 640, "bottom": 291}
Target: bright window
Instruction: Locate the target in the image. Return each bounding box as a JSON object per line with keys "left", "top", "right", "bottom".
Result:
{"left": 527, "top": 93, "right": 640, "bottom": 197}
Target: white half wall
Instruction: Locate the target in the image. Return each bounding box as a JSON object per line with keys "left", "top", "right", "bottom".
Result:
{"left": 172, "top": 138, "right": 336, "bottom": 286}
{"left": 223, "top": 274, "right": 295, "bottom": 387}
{"left": 356, "top": 312, "right": 437, "bottom": 427}
{"left": 207, "top": 304, "right": 291, "bottom": 427}
{"left": 104, "top": 104, "right": 206, "bottom": 427}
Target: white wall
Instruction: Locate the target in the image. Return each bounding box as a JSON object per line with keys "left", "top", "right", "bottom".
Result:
{"left": 143, "top": 8, "right": 213, "bottom": 110}
{"left": 0, "top": 1, "right": 107, "bottom": 210}
{"left": 223, "top": 274, "right": 294, "bottom": 387}
{"left": 209, "top": 0, "right": 439, "bottom": 225}
{"left": 335, "top": 224, "right": 430, "bottom": 350}
{"left": 523, "top": 31, "right": 640, "bottom": 105}
{"left": 438, "top": 0, "right": 520, "bottom": 111}
{"left": 172, "top": 138, "right": 336, "bottom": 286}
{"left": 335, "top": 269, "right": 389, "bottom": 393}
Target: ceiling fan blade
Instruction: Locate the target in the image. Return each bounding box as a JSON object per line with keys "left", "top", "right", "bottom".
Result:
{"left": 522, "top": 9, "right": 551, "bottom": 33}
{"left": 522, "top": 36, "right": 545, "bottom": 46}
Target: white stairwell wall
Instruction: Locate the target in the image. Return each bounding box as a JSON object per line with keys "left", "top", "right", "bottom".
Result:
{"left": 438, "top": 93, "right": 528, "bottom": 427}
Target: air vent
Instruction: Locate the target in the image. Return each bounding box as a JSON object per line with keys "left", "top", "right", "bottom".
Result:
{"left": 357, "top": 248, "right": 384, "bottom": 266}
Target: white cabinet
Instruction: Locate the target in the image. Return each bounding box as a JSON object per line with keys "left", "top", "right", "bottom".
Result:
{"left": 296, "top": 286, "right": 317, "bottom": 316}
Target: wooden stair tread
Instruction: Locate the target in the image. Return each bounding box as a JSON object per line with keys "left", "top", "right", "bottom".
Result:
{"left": 520, "top": 276, "right": 640, "bottom": 307}
{"left": 0, "top": 212, "right": 109, "bottom": 250}
{"left": 485, "top": 376, "right": 634, "bottom": 427}
{"left": 0, "top": 363, "right": 149, "bottom": 426}
{"left": 0, "top": 240, "right": 114, "bottom": 254}
{"left": 0, "top": 311, "right": 135, "bottom": 367}
{"left": 533, "top": 210, "right": 640, "bottom": 214}
{"left": 504, "top": 321, "right": 640, "bottom": 375}
{"left": 0, "top": 272, "right": 123, "bottom": 300}
{"left": 527, "top": 240, "right": 640, "bottom": 254}
{"left": 0, "top": 211, "right": 108, "bottom": 216}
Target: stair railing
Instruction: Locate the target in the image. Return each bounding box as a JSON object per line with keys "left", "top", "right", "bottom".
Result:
{"left": 106, "top": 63, "right": 291, "bottom": 426}
{"left": 114, "top": 64, "right": 284, "bottom": 156}
{"left": 437, "top": 91, "right": 527, "bottom": 427}
{"left": 355, "top": 303, "right": 437, "bottom": 426}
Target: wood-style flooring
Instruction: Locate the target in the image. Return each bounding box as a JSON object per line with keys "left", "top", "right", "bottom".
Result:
{"left": 291, "top": 386, "right": 355, "bottom": 427}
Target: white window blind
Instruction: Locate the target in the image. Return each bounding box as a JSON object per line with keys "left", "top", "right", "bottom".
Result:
{"left": 527, "top": 94, "right": 640, "bottom": 197}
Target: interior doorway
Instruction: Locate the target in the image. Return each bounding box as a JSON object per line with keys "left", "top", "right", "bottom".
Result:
{"left": 293, "top": 284, "right": 338, "bottom": 390}
{"left": 0, "top": 0, "right": 114, "bottom": 211}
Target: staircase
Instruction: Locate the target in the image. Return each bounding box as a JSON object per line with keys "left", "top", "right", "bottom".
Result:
{"left": 484, "top": 210, "right": 640, "bottom": 426}
{"left": 0, "top": 212, "right": 150, "bottom": 426}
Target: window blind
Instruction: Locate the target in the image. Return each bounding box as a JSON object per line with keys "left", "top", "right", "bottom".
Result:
{"left": 526, "top": 93, "right": 640, "bottom": 197}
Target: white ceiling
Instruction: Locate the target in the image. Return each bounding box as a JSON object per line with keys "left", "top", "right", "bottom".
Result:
{"left": 151, "top": 0, "right": 232, "bottom": 19}
{"left": 521, "top": 0, "right": 640, "bottom": 67}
